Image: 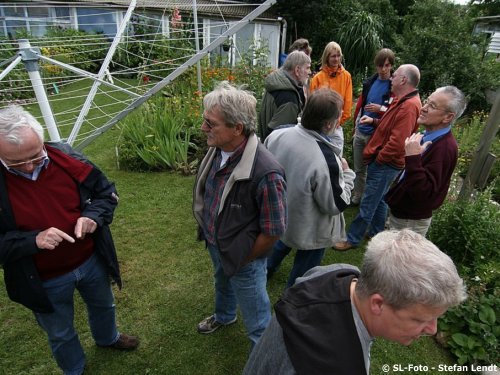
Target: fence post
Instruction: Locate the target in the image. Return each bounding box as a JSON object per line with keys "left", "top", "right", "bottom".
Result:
{"left": 458, "top": 92, "right": 500, "bottom": 200}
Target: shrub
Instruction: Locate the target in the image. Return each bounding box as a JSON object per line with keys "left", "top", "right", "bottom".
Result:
{"left": 438, "top": 282, "right": 499, "bottom": 366}
{"left": 117, "top": 95, "right": 199, "bottom": 174}
{"left": 429, "top": 188, "right": 499, "bottom": 365}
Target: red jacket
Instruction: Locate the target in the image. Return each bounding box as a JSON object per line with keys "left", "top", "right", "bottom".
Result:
{"left": 363, "top": 91, "right": 421, "bottom": 169}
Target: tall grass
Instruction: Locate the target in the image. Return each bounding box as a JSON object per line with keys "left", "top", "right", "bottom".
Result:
{"left": 117, "top": 96, "right": 198, "bottom": 173}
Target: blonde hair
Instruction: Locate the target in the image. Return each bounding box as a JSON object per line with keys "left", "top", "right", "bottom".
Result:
{"left": 321, "top": 41, "right": 343, "bottom": 67}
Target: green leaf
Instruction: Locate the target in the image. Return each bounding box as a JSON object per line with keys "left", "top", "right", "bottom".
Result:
{"left": 451, "top": 333, "right": 469, "bottom": 347}
{"left": 478, "top": 305, "right": 496, "bottom": 325}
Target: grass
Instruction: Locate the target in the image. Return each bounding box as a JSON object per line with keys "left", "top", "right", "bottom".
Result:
{"left": 0, "top": 127, "right": 473, "bottom": 375}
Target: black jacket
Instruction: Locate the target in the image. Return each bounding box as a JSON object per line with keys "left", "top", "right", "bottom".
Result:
{"left": 275, "top": 268, "right": 366, "bottom": 375}
{"left": 0, "top": 142, "right": 121, "bottom": 313}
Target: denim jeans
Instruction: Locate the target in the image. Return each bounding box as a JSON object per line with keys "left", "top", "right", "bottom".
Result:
{"left": 267, "top": 240, "right": 325, "bottom": 288}
{"left": 207, "top": 244, "right": 271, "bottom": 347}
{"left": 34, "top": 254, "right": 119, "bottom": 375}
{"left": 352, "top": 130, "right": 373, "bottom": 198}
{"left": 347, "top": 162, "right": 400, "bottom": 245}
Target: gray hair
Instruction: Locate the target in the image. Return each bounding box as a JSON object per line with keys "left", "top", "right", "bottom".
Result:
{"left": 301, "top": 88, "right": 343, "bottom": 133}
{"left": 0, "top": 106, "right": 44, "bottom": 144}
{"left": 283, "top": 50, "right": 311, "bottom": 72}
{"left": 356, "top": 229, "right": 466, "bottom": 310}
{"left": 435, "top": 86, "right": 467, "bottom": 122}
{"left": 203, "top": 81, "right": 257, "bottom": 137}
{"left": 399, "top": 64, "right": 420, "bottom": 88}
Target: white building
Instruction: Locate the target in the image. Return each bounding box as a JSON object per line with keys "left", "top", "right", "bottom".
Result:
{"left": 0, "top": 0, "right": 283, "bottom": 68}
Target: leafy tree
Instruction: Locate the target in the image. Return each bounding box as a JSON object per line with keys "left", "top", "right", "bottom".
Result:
{"left": 468, "top": 0, "right": 500, "bottom": 17}
{"left": 396, "top": 0, "right": 499, "bottom": 111}
{"left": 337, "top": 11, "right": 383, "bottom": 76}
{"left": 276, "top": 0, "right": 399, "bottom": 76}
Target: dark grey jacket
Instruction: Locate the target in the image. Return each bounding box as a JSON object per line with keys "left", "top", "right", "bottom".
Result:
{"left": 259, "top": 69, "right": 305, "bottom": 140}
{"left": 193, "top": 134, "right": 285, "bottom": 276}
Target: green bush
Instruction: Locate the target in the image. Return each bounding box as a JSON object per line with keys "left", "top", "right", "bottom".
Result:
{"left": 429, "top": 188, "right": 499, "bottom": 366}
{"left": 438, "top": 284, "right": 499, "bottom": 366}
{"left": 117, "top": 95, "right": 198, "bottom": 173}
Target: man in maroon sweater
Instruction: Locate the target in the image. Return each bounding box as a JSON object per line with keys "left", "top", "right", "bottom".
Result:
{"left": 385, "top": 86, "right": 466, "bottom": 236}
{"left": 0, "top": 106, "right": 138, "bottom": 375}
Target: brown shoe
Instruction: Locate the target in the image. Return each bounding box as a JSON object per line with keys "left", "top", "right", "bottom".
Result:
{"left": 102, "top": 333, "right": 139, "bottom": 350}
{"left": 333, "top": 241, "right": 355, "bottom": 251}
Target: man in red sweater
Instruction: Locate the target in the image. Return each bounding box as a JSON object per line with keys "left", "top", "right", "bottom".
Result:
{"left": 0, "top": 106, "right": 138, "bottom": 375}
{"left": 334, "top": 64, "right": 421, "bottom": 250}
{"left": 385, "top": 86, "right": 466, "bottom": 236}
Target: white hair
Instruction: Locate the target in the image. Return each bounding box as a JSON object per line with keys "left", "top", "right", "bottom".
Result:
{"left": 0, "top": 106, "right": 44, "bottom": 144}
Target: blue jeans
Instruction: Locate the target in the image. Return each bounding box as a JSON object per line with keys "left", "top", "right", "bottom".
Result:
{"left": 207, "top": 244, "right": 271, "bottom": 347}
{"left": 34, "top": 254, "right": 119, "bottom": 375}
{"left": 352, "top": 130, "right": 373, "bottom": 198}
{"left": 347, "top": 162, "right": 400, "bottom": 245}
{"left": 267, "top": 240, "right": 325, "bottom": 288}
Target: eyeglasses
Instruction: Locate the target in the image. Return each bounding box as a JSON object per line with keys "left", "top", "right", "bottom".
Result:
{"left": 423, "top": 99, "right": 451, "bottom": 113}
{"left": 0, "top": 146, "right": 47, "bottom": 169}
{"left": 202, "top": 117, "right": 216, "bottom": 129}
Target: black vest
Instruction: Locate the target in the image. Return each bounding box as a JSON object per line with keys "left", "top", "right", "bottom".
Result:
{"left": 275, "top": 268, "right": 366, "bottom": 375}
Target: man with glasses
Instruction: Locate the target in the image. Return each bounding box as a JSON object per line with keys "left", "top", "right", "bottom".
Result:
{"left": 244, "top": 229, "right": 466, "bottom": 375}
{"left": 0, "top": 106, "right": 138, "bottom": 375}
{"left": 335, "top": 64, "right": 421, "bottom": 251}
{"left": 193, "top": 82, "right": 287, "bottom": 349}
{"left": 385, "top": 86, "right": 466, "bottom": 236}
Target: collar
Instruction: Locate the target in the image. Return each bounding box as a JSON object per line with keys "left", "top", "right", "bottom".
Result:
{"left": 297, "top": 124, "right": 342, "bottom": 156}
{"left": 423, "top": 126, "right": 451, "bottom": 144}
{"left": 283, "top": 70, "right": 304, "bottom": 89}
{"left": 321, "top": 64, "right": 344, "bottom": 76}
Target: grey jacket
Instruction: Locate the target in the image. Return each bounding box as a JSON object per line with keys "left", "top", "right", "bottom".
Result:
{"left": 265, "top": 125, "right": 355, "bottom": 249}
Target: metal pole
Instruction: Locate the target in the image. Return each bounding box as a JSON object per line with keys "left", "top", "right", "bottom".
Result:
{"left": 0, "top": 55, "right": 22, "bottom": 82}
{"left": 192, "top": 0, "right": 202, "bottom": 94}
{"left": 18, "top": 39, "right": 61, "bottom": 142}
{"left": 68, "top": 0, "right": 137, "bottom": 145}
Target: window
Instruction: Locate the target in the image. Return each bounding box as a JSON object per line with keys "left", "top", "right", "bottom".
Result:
{"left": 76, "top": 8, "right": 117, "bottom": 37}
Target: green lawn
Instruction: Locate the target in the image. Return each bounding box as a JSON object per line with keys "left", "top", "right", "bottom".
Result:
{"left": 0, "top": 125, "right": 473, "bottom": 375}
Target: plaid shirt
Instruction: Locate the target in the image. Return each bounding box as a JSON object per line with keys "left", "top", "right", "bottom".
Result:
{"left": 202, "top": 138, "right": 287, "bottom": 246}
